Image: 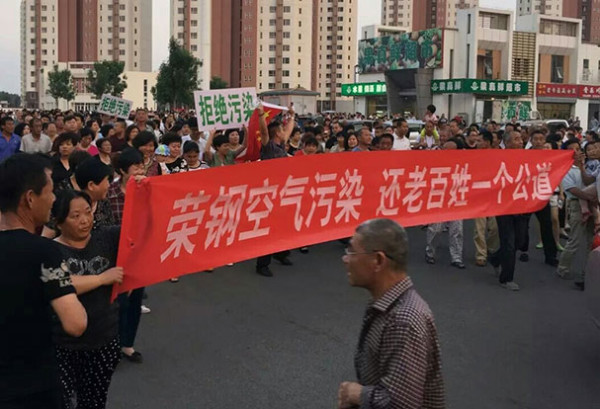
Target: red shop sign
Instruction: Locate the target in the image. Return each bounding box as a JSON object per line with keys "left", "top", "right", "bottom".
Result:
{"left": 536, "top": 83, "right": 579, "bottom": 98}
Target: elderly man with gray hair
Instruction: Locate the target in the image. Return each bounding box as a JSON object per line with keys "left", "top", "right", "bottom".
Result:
{"left": 338, "top": 219, "right": 445, "bottom": 409}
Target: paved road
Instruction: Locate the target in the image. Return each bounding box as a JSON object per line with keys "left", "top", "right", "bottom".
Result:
{"left": 108, "top": 222, "right": 600, "bottom": 409}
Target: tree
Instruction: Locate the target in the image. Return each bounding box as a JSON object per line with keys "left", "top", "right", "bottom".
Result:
{"left": 87, "top": 60, "right": 127, "bottom": 99}
{"left": 0, "top": 92, "right": 21, "bottom": 107}
{"left": 47, "top": 65, "right": 75, "bottom": 107}
{"left": 210, "top": 76, "right": 228, "bottom": 90}
{"left": 152, "top": 38, "right": 201, "bottom": 109}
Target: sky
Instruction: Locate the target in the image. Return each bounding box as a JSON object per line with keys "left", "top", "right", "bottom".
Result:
{"left": 0, "top": 0, "right": 516, "bottom": 95}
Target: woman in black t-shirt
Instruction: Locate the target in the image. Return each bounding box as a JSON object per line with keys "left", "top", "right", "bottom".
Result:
{"left": 50, "top": 133, "right": 79, "bottom": 186}
{"left": 52, "top": 190, "right": 124, "bottom": 409}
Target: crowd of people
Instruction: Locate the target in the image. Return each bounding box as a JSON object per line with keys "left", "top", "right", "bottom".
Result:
{"left": 1, "top": 102, "right": 598, "bottom": 409}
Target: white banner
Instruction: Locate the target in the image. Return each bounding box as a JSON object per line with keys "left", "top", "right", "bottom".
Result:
{"left": 193, "top": 87, "right": 258, "bottom": 131}
{"left": 97, "top": 94, "right": 134, "bottom": 119}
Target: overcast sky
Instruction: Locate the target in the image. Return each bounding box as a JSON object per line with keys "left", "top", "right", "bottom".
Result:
{"left": 0, "top": 0, "right": 516, "bottom": 94}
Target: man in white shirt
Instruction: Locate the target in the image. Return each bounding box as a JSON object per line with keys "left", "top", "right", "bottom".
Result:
{"left": 20, "top": 118, "right": 52, "bottom": 154}
{"left": 181, "top": 118, "right": 209, "bottom": 159}
{"left": 392, "top": 118, "right": 411, "bottom": 151}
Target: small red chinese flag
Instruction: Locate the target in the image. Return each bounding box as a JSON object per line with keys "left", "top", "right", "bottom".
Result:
{"left": 237, "top": 102, "right": 285, "bottom": 163}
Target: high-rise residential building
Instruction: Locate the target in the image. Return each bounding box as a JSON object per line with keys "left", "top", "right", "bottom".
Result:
{"left": 21, "top": 0, "right": 59, "bottom": 108}
{"left": 255, "top": 1, "right": 314, "bottom": 92}
{"left": 96, "top": 0, "right": 153, "bottom": 72}
{"left": 21, "top": 0, "right": 153, "bottom": 108}
{"left": 312, "top": 0, "right": 358, "bottom": 110}
{"left": 381, "top": 0, "right": 413, "bottom": 30}
{"left": 381, "top": 0, "right": 478, "bottom": 31}
{"left": 170, "top": 0, "right": 357, "bottom": 109}
{"left": 170, "top": 0, "right": 212, "bottom": 90}
{"left": 518, "top": 0, "right": 562, "bottom": 17}
{"left": 518, "top": 0, "right": 600, "bottom": 44}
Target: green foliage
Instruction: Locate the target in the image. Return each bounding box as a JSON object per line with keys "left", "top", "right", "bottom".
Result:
{"left": 0, "top": 91, "right": 21, "bottom": 107}
{"left": 152, "top": 38, "right": 201, "bottom": 108}
{"left": 87, "top": 60, "right": 128, "bottom": 99}
{"left": 47, "top": 65, "right": 75, "bottom": 105}
{"left": 210, "top": 76, "right": 228, "bottom": 90}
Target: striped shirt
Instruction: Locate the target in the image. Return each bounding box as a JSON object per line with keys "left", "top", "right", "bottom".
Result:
{"left": 355, "top": 277, "right": 445, "bottom": 409}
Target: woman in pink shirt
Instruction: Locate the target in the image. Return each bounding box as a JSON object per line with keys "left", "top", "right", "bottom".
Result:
{"left": 78, "top": 127, "right": 99, "bottom": 156}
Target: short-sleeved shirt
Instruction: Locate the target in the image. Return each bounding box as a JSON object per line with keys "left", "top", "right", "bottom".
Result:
{"left": 0, "top": 230, "right": 75, "bottom": 399}
{"left": 165, "top": 157, "right": 188, "bottom": 173}
{"left": 144, "top": 159, "right": 162, "bottom": 177}
{"left": 210, "top": 151, "right": 236, "bottom": 167}
{"left": 562, "top": 166, "right": 584, "bottom": 200}
{"left": 51, "top": 157, "right": 71, "bottom": 187}
{"left": 93, "top": 199, "right": 117, "bottom": 230}
{"left": 20, "top": 133, "right": 52, "bottom": 154}
{"left": 392, "top": 136, "right": 411, "bottom": 151}
{"left": 108, "top": 135, "right": 127, "bottom": 152}
{"left": 53, "top": 227, "right": 120, "bottom": 350}
{"left": 0, "top": 133, "right": 21, "bottom": 161}
{"left": 585, "top": 159, "right": 600, "bottom": 179}
{"left": 260, "top": 139, "right": 287, "bottom": 160}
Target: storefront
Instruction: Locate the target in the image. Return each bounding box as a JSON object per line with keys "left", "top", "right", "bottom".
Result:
{"left": 431, "top": 78, "right": 530, "bottom": 123}
{"left": 536, "top": 83, "right": 578, "bottom": 120}
{"left": 341, "top": 82, "right": 388, "bottom": 116}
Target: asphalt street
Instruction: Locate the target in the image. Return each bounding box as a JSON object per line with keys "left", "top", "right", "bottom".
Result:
{"left": 108, "top": 221, "right": 600, "bottom": 409}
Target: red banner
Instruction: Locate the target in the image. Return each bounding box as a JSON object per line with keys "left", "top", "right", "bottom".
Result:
{"left": 112, "top": 150, "right": 573, "bottom": 298}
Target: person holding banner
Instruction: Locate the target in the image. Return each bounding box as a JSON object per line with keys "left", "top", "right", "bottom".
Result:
{"left": 51, "top": 190, "right": 123, "bottom": 409}
{"left": 132, "top": 131, "right": 160, "bottom": 177}
{"left": 425, "top": 139, "right": 465, "bottom": 269}
{"left": 106, "top": 148, "right": 149, "bottom": 360}
{"left": 204, "top": 127, "right": 248, "bottom": 167}
{"left": 491, "top": 131, "right": 527, "bottom": 291}
{"left": 256, "top": 103, "right": 296, "bottom": 277}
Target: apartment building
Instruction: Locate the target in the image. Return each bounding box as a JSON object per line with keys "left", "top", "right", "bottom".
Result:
{"left": 381, "top": 0, "right": 479, "bottom": 31}
{"left": 21, "top": 0, "right": 153, "bottom": 108}
{"left": 170, "top": 0, "right": 211, "bottom": 90}
{"left": 312, "top": 0, "right": 358, "bottom": 111}
{"left": 518, "top": 0, "right": 600, "bottom": 43}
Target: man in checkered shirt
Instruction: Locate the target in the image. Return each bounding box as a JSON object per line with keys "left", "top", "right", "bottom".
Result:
{"left": 339, "top": 219, "right": 445, "bottom": 409}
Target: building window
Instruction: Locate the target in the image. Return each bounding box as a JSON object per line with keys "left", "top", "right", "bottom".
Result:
{"left": 551, "top": 55, "right": 565, "bottom": 83}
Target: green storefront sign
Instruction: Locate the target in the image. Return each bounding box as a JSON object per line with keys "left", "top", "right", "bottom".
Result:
{"left": 341, "top": 82, "right": 387, "bottom": 97}
{"left": 431, "top": 79, "right": 529, "bottom": 96}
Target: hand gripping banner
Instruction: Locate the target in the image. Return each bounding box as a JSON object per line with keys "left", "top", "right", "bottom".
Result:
{"left": 112, "top": 150, "right": 573, "bottom": 298}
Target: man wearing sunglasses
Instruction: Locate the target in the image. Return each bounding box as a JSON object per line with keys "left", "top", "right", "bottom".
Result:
{"left": 338, "top": 218, "right": 445, "bottom": 409}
